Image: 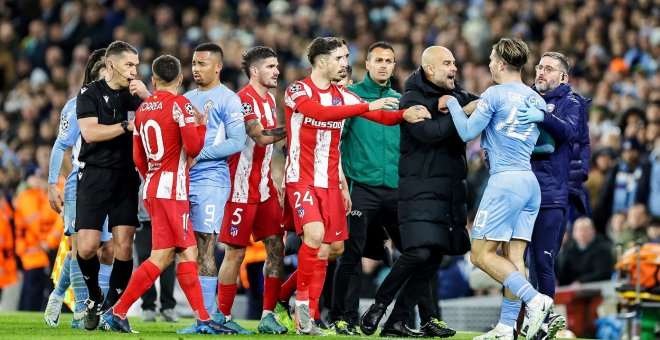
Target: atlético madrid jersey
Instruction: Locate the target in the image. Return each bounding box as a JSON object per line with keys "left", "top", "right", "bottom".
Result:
{"left": 133, "top": 91, "right": 200, "bottom": 201}
{"left": 228, "top": 84, "right": 278, "bottom": 204}
{"left": 283, "top": 77, "right": 366, "bottom": 189}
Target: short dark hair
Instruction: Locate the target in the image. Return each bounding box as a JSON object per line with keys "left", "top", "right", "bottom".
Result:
{"left": 152, "top": 55, "right": 181, "bottom": 83}
{"left": 306, "top": 37, "right": 347, "bottom": 65}
{"left": 241, "top": 46, "right": 278, "bottom": 79}
{"left": 83, "top": 48, "right": 106, "bottom": 85}
{"left": 195, "top": 42, "right": 224, "bottom": 61}
{"left": 649, "top": 217, "right": 660, "bottom": 227}
{"left": 105, "top": 41, "right": 138, "bottom": 60}
{"left": 367, "top": 41, "right": 394, "bottom": 61}
{"left": 493, "top": 38, "right": 529, "bottom": 69}
{"left": 540, "top": 51, "right": 570, "bottom": 73}
{"left": 89, "top": 61, "right": 106, "bottom": 82}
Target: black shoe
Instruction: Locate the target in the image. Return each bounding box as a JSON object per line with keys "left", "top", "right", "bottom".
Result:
{"left": 380, "top": 320, "right": 425, "bottom": 338}
{"left": 83, "top": 289, "right": 104, "bottom": 330}
{"left": 420, "top": 318, "right": 456, "bottom": 338}
{"left": 360, "top": 302, "right": 387, "bottom": 336}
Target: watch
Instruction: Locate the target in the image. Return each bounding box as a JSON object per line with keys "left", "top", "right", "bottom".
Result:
{"left": 120, "top": 120, "right": 129, "bottom": 133}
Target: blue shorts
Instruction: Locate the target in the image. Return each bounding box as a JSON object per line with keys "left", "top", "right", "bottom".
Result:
{"left": 63, "top": 200, "right": 112, "bottom": 242}
{"left": 189, "top": 185, "right": 230, "bottom": 234}
{"left": 472, "top": 171, "right": 541, "bottom": 242}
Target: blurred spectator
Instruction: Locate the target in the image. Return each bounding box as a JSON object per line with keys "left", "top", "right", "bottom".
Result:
{"left": 619, "top": 203, "right": 650, "bottom": 246}
{"left": 585, "top": 147, "right": 616, "bottom": 210}
{"left": 557, "top": 217, "right": 613, "bottom": 286}
{"left": 648, "top": 218, "right": 660, "bottom": 243}
{"left": 0, "top": 194, "right": 17, "bottom": 298}
{"left": 14, "top": 171, "right": 62, "bottom": 310}
{"left": 594, "top": 137, "right": 651, "bottom": 232}
{"left": 646, "top": 218, "right": 660, "bottom": 243}
{"left": 645, "top": 132, "right": 660, "bottom": 217}
{"left": 436, "top": 256, "right": 471, "bottom": 299}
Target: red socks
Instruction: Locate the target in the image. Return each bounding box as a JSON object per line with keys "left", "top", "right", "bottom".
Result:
{"left": 177, "top": 261, "right": 210, "bottom": 320}
{"left": 114, "top": 259, "right": 161, "bottom": 318}
{"left": 309, "top": 259, "right": 327, "bottom": 320}
{"left": 263, "top": 277, "right": 282, "bottom": 312}
{"left": 296, "top": 243, "right": 319, "bottom": 302}
{"left": 217, "top": 283, "right": 238, "bottom": 317}
{"left": 279, "top": 270, "right": 297, "bottom": 302}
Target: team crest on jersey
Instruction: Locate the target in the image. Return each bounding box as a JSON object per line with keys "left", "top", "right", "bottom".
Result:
{"left": 203, "top": 100, "right": 213, "bottom": 112}
{"left": 289, "top": 83, "right": 302, "bottom": 93}
{"left": 173, "top": 102, "right": 183, "bottom": 118}
{"left": 297, "top": 207, "right": 305, "bottom": 218}
{"left": 185, "top": 102, "right": 195, "bottom": 116}
{"left": 332, "top": 98, "right": 342, "bottom": 106}
{"left": 242, "top": 102, "right": 253, "bottom": 114}
{"left": 230, "top": 225, "right": 239, "bottom": 237}
{"left": 547, "top": 104, "right": 555, "bottom": 113}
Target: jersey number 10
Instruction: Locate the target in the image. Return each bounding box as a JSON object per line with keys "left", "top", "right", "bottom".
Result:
{"left": 140, "top": 120, "right": 165, "bottom": 161}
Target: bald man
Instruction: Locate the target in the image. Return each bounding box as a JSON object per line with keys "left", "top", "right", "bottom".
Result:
{"left": 360, "top": 46, "right": 478, "bottom": 338}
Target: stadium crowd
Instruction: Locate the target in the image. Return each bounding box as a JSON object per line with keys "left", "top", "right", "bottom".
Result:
{"left": 0, "top": 0, "right": 658, "bottom": 336}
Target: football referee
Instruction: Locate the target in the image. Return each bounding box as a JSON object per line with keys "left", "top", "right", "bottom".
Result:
{"left": 75, "top": 40, "right": 150, "bottom": 330}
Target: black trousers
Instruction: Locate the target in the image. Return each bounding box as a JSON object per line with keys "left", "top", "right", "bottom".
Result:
{"left": 19, "top": 267, "right": 48, "bottom": 311}
{"left": 376, "top": 246, "right": 444, "bottom": 326}
{"left": 135, "top": 222, "right": 176, "bottom": 312}
{"left": 331, "top": 181, "right": 397, "bottom": 322}
{"left": 331, "top": 181, "right": 438, "bottom": 324}
{"left": 246, "top": 261, "right": 264, "bottom": 320}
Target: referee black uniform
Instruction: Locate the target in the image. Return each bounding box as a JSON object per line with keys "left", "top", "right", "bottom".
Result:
{"left": 76, "top": 78, "right": 142, "bottom": 313}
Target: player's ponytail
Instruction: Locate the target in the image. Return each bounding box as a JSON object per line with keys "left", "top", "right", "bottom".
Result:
{"left": 83, "top": 48, "right": 108, "bottom": 85}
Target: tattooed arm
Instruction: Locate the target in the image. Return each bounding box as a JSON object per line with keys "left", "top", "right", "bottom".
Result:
{"left": 246, "top": 118, "right": 286, "bottom": 146}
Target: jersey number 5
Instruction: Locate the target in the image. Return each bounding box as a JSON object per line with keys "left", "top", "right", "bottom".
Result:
{"left": 140, "top": 120, "right": 165, "bottom": 161}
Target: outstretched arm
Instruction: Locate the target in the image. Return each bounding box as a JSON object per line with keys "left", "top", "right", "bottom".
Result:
{"left": 446, "top": 97, "right": 490, "bottom": 142}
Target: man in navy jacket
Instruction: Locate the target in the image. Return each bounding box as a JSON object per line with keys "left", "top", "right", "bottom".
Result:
{"left": 518, "top": 51, "right": 587, "bottom": 339}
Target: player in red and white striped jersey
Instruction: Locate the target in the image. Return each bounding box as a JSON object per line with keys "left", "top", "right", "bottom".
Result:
{"left": 215, "top": 46, "right": 288, "bottom": 334}
{"left": 282, "top": 37, "right": 430, "bottom": 335}
{"left": 102, "top": 55, "right": 233, "bottom": 335}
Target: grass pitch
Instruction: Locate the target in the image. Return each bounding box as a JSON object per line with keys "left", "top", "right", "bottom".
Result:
{"left": 0, "top": 311, "right": 483, "bottom": 339}
{"left": 0, "top": 312, "right": 592, "bottom": 339}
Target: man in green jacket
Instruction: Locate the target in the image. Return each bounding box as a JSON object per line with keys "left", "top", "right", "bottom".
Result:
{"left": 330, "top": 42, "right": 452, "bottom": 338}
